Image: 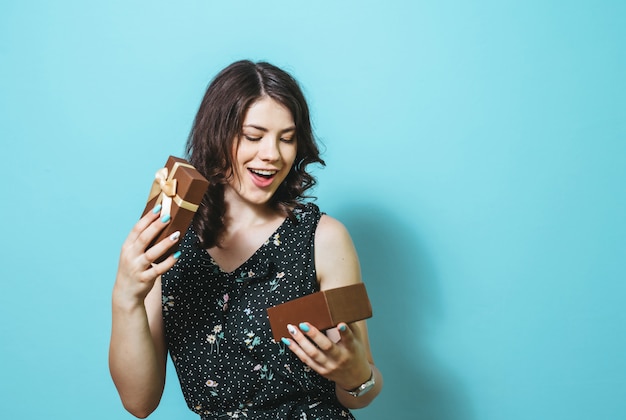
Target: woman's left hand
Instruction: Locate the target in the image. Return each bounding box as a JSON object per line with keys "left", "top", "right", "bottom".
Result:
{"left": 283, "top": 321, "right": 372, "bottom": 391}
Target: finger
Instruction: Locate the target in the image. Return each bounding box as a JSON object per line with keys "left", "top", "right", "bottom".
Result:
{"left": 135, "top": 212, "right": 172, "bottom": 252}
{"left": 336, "top": 322, "right": 357, "bottom": 348}
{"left": 296, "top": 322, "right": 335, "bottom": 352}
{"left": 142, "top": 250, "right": 181, "bottom": 281}
{"left": 143, "top": 230, "right": 181, "bottom": 265}
{"left": 286, "top": 323, "right": 338, "bottom": 370}
{"left": 325, "top": 327, "right": 341, "bottom": 343}
{"left": 126, "top": 204, "right": 163, "bottom": 244}
{"left": 139, "top": 230, "right": 182, "bottom": 280}
{"left": 281, "top": 334, "right": 325, "bottom": 373}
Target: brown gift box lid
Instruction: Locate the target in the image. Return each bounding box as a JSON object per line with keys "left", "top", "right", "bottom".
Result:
{"left": 266, "top": 283, "right": 373, "bottom": 342}
{"left": 141, "top": 156, "right": 209, "bottom": 263}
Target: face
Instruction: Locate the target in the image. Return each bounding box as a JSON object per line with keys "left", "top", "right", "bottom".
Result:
{"left": 227, "top": 96, "right": 298, "bottom": 207}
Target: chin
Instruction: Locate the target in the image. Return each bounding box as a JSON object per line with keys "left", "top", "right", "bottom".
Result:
{"left": 244, "top": 192, "right": 277, "bottom": 206}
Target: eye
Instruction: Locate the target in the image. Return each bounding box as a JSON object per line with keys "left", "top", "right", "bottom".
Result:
{"left": 280, "top": 137, "right": 295, "bottom": 144}
{"left": 244, "top": 135, "right": 262, "bottom": 142}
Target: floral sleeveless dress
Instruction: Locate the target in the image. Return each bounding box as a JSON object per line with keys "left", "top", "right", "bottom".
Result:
{"left": 161, "top": 203, "right": 355, "bottom": 419}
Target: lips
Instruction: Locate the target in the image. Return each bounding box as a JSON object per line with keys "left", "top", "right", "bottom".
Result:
{"left": 249, "top": 168, "right": 278, "bottom": 178}
{"left": 248, "top": 168, "right": 279, "bottom": 188}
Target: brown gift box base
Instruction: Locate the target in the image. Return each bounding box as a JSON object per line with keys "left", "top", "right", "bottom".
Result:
{"left": 141, "top": 156, "right": 209, "bottom": 263}
{"left": 266, "top": 283, "right": 372, "bottom": 342}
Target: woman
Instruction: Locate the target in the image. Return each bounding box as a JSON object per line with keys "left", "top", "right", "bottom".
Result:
{"left": 109, "top": 60, "right": 383, "bottom": 419}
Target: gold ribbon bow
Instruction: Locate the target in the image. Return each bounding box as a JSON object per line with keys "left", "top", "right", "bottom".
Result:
{"left": 148, "top": 161, "right": 200, "bottom": 216}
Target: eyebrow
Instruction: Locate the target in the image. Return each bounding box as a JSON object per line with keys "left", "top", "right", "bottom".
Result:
{"left": 243, "top": 124, "right": 296, "bottom": 133}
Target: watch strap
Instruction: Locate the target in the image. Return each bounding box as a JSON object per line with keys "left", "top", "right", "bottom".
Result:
{"left": 346, "top": 369, "right": 375, "bottom": 397}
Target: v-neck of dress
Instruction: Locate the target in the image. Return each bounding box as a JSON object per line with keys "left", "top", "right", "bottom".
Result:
{"left": 203, "top": 216, "right": 289, "bottom": 276}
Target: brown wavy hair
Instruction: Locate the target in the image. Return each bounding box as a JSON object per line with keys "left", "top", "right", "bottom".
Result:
{"left": 185, "top": 60, "right": 325, "bottom": 248}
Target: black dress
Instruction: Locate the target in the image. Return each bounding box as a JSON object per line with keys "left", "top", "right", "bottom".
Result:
{"left": 161, "top": 203, "right": 356, "bottom": 419}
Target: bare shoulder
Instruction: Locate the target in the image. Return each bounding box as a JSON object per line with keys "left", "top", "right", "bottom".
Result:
{"left": 315, "top": 214, "right": 351, "bottom": 243}
{"left": 315, "top": 214, "right": 362, "bottom": 290}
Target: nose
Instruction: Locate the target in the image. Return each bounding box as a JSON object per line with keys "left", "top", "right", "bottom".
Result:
{"left": 258, "top": 137, "right": 280, "bottom": 162}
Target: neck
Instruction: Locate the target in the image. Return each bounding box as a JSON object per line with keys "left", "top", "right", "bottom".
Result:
{"left": 222, "top": 186, "right": 282, "bottom": 231}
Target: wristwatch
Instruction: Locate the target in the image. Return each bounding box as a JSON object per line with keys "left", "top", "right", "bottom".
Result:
{"left": 346, "top": 370, "right": 376, "bottom": 397}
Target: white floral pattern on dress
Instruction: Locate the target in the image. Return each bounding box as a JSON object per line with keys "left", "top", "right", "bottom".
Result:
{"left": 161, "top": 204, "right": 356, "bottom": 420}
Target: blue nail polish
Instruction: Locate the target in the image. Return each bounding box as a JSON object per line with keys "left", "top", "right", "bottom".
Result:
{"left": 161, "top": 214, "right": 171, "bottom": 223}
{"left": 281, "top": 337, "right": 291, "bottom": 346}
{"left": 173, "top": 251, "right": 181, "bottom": 259}
{"left": 152, "top": 204, "right": 162, "bottom": 214}
{"left": 338, "top": 324, "right": 347, "bottom": 332}
{"left": 298, "top": 323, "right": 310, "bottom": 333}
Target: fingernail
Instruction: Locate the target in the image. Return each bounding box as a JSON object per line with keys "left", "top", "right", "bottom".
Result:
{"left": 287, "top": 324, "right": 297, "bottom": 335}
{"left": 338, "top": 324, "right": 347, "bottom": 332}
{"left": 169, "top": 231, "right": 180, "bottom": 241}
{"left": 161, "top": 214, "right": 171, "bottom": 223}
{"left": 298, "top": 322, "right": 310, "bottom": 333}
{"left": 173, "top": 251, "right": 181, "bottom": 259}
{"left": 281, "top": 337, "right": 291, "bottom": 346}
{"left": 152, "top": 204, "right": 162, "bottom": 214}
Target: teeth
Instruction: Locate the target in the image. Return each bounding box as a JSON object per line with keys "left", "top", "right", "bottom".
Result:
{"left": 250, "top": 169, "right": 278, "bottom": 176}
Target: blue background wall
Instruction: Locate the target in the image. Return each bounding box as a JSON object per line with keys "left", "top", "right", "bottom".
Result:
{"left": 1, "top": 1, "right": 625, "bottom": 419}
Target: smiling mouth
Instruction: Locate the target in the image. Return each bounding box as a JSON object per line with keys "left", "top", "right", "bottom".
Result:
{"left": 249, "top": 169, "right": 278, "bottom": 178}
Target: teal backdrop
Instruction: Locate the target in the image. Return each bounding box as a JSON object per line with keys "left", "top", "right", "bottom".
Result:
{"left": 1, "top": 1, "right": 625, "bottom": 419}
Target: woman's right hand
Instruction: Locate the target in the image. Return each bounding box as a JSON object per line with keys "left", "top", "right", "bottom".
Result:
{"left": 110, "top": 204, "right": 176, "bottom": 417}
{"left": 114, "top": 204, "right": 181, "bottom": 306}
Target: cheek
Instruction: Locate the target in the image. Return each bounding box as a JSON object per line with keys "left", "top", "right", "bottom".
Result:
{"left": 233, "top": 142, "right": 254, "bottom": 167}
{"left": 283, "top": 145, "right": 298, "bottom": 166}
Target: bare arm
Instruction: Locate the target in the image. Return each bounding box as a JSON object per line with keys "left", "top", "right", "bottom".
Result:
{"left": 284, "top": 215, "right": 383, "bottom": 409}
{"left": 108, "top": 208, "right": 179, "bottom": 418}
